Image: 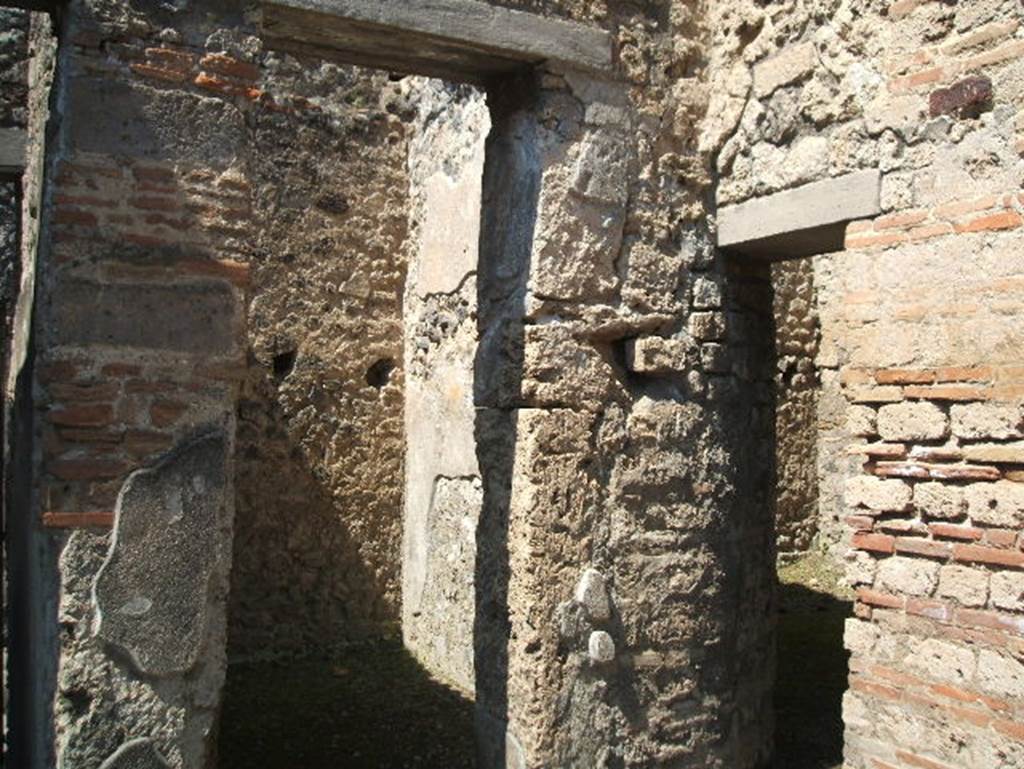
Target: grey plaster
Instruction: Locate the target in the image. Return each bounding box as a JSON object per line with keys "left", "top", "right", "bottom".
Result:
{"left": 52, "top": 279, "right": 240, "bottom": 355}
{"left": 98, "top": 739, "right": 172, "bottom": 769}
{"left": 261, "top": 0, "right": 614, "bottom": 83}
{"left": 94, "top": 432, "right": 229, "bottom": 678}
{"left": 717, "top": 169, "right": 882, "bottom": 260}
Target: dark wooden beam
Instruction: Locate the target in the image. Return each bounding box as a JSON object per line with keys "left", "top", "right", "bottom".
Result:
{"left": 260, "top": 0, "right": 614, "bottom": 83}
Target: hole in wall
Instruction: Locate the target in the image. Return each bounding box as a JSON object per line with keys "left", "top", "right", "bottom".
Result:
{"left": 365, "top": 358, "right": 395, "bottom": 389}
{"left": 271, "top": 349, "right": 296, "bottom": 379}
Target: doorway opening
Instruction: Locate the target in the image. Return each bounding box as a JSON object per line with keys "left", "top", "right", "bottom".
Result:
{"left": 218, "top": 59, "right": 498, "bottom": 768}
{"left": 769, "top": 255, "right": 852, "bottom": 769}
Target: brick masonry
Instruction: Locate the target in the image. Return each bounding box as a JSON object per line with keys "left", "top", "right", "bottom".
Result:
{"left": 706, "top": 0, "right": 1024, "bottom": 766}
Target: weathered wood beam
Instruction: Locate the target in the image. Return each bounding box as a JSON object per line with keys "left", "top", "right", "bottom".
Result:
{"left": 260, "top": 0, "right": 614, "bottom": 83}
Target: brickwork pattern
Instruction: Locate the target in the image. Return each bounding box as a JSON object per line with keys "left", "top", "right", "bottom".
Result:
{"left": 706, "top": 0, "right": 1024, "bottom": 766}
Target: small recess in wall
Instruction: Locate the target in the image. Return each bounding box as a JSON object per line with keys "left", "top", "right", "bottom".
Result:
{"left": 366, "top": 358, "right": 395, "bottom": 389}
{"left": 272, "top": 350, "right": 297, "bottom": 379}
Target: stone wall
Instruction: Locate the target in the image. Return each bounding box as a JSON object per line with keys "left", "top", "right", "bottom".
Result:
{"left": 704, "top": 0, "right": 1024, "bottom": 766}
{"left": 228, "top": 60, "right": 410, "bottom": 660}
{"left": 772, "top": 257, "right": 821, "bottom": 555}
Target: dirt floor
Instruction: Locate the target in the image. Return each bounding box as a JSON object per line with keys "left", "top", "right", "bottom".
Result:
{"left": 774, "top": 551, "right": 853, "bottom": 769}
{"left": 218, "top": 552, "right": 850, "bottom": 769}
{"left": 218, "top": 641, "right": 475, "bottom": 769}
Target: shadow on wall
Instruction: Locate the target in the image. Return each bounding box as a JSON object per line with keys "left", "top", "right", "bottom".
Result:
{"left": 227, "top": 364, "right": 401, "bottom": 659}
{"left": 472, "top": 72, "right": 539, "bottom": 768}
{"left": 774, "top": 581, "right": 851, "bottom": 769}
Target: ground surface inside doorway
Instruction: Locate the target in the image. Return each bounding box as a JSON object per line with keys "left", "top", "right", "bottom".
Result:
{"left": 775, "top": 552, "right": 852, "bottom": 769}
{"left": 218, "top": 640, "right": 475, "bottom": 769}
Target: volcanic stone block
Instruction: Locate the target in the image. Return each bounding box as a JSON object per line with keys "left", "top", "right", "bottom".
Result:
{"left": 753, "top": 42, "right": 817, "bottom": 98}
{"left": 718, "top": 170, "right": 882, "bottom": 259}
{"left": 261, "top": 0, "right": 614, "bottom": 83}
{"left": 94, "top": 432, "right": 229, "bottom": 677}
{"left": 877, "top": 401, "right": 948, "bottom": 441}
{"left": 929, "top": 76, "right": 992, "bottom": 119}
{"left": 98, "top": 739, "right": 172, "bottom": 769}
{"left": 53, "top": 279, "right": 240, "bottom": 355}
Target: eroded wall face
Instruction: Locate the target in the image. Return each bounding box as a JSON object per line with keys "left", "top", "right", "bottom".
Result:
{"left": 1, "top": 5, "right": 28, "bottom": 379}
{"left": 705, "top": 0, "right": 1024, "bottom": 766}
{"left": 402, "top": 81, "right": 489, "bottom": 693}
{"left": 229, "top": 63, "right": 410, "bottom": 659}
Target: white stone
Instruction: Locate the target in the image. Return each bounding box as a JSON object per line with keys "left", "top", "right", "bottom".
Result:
{"left": 753, "top": 42, "right": 818, "bottom": 98}
{"left": 990, "top": 571, "right": 1024, "bottom": 612}
{"left": 877, "top": 401, "right": 948, "bottom": 441}
{"left": 965, "top": 482, "right": 1024, "bottom": 528}
{"left": 588, "top": 630, "right": 616, "bottom": 664}
{"left": 905, "top": 639, "right": 976, "bottom": 686}
{"left": 951, "top": 403, "right": 1024, "bottom": 440}
{"left": 877, "top": 556, "right": 939, "bottom": 597}
{"left": 847, "top": 405, "right": 877, "bottom": 437}
{"left": 976, "top": 649, "right": 1024, "bottom": 699}
{"left": 914, "top": 482, "right": 966, "bottom": 520}
{"left": 937, "top": 564, "right": 988, "bottom": 607}
{"left": 845, "top": 476, "right": 912, "bottom": 512}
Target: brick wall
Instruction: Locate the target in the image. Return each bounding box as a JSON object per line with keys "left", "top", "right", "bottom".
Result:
{"left": 706, "top": 0, "right": 1024, "bottom": 766}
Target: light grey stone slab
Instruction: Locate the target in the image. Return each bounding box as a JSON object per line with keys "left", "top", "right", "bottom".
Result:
{"left": 717, "top": 169, "right": 882, "bottom": 260}
{"left": 93, "top": 432, "right": 228, "bottom": 677}
{"left": 261, "top": 0, "right": 614, "bottom": 82}
{"left": 99, "top": 738, "right": 172, "bottom": 769}
{"left": 0, "top": 128, "right": 26, "bottom": 175}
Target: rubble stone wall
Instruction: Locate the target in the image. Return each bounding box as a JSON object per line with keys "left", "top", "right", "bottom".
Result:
{"left": 772, "top": 257, "right": 821, "bottom": 555}
{"left": 228, "top": 61, "right": 411, "bottom": 660}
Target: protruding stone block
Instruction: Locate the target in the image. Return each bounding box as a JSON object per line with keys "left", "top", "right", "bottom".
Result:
{"left": 626, "top": 336, "right": 690, "bottom": 375}
{"left": 718, "top": 170, "right": 882, "bottom": 260}
{"left": 588, "top": 630, "right": 615, "bottom": 664}
{"left": 94, "top": 432, "right": 229, "bottom": 677}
